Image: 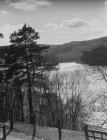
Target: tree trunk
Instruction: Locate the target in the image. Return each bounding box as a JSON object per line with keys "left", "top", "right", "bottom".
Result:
{"left": 17, "top": 86, "right": 25, "bottom": 122}
{"left": 10, "top": 108, "right": 13, "bottom": 131}
{"left": 32, "top": 112, "right": 36, "bottom": 140}
{"left": 46, "top": 94, "right": 55, "bottom": 127}
{"left": 20, "top": 93, "right": 25, "bottom": 122}
{"left": 26, "top": 58, "right": 34, "bottom": 124}
{"left": 72, "top": 119, "right": 76, "bottom": 130}
{"left": 58, "top": 119, "right": 62, "bottom": 140}
{"left": 27, "top": 86, "right": 34, "bottom": 124}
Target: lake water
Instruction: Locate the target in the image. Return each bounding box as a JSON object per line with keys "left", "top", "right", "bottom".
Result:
{"left": 57, "top": 62, "right": 107, "bottom": 91}
{"left": 57, "top": 62, "right": 107, "bottom": 127}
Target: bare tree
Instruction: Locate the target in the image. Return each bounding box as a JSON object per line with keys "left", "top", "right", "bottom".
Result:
{"left": 41, "top": 71, "right": 64, "bottom": 140}
{"left": 42, "top": 69, "right": 92, "bottom": 140}
{"left": 57, "top": 70, "right": 91, "bottom": 130}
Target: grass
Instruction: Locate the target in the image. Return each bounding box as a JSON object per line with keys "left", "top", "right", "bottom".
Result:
{"left": 12, "top": 123, "right": 85, "bottom": 140}
{"left": 3, "top": 123, "right": 107, "bottom": 140}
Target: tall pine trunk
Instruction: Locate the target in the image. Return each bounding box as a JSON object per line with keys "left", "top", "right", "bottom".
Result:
{"left": 32, "top": 112, "right": 36, "bottom": 140}
{"left": 10, "top": 108, "right": 13, "bottom": 131}
{"left": 26, "top": 58, "right": 34, "bottom": 124}
{"left": 19, "top": 93, "right": 25, "bottom": 122}
{"left": 58, "top": 119, "right": 62, "bottom": 140}
{"left": 27, "top": 82, "right": 34, "bottom": 124}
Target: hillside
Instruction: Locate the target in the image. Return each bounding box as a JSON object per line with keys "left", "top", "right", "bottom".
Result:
{"left": 1, "top": 36, "right": 107, "bottom": 64}
{"left": 45, "top": 37, "right": 107, "bottom": 63}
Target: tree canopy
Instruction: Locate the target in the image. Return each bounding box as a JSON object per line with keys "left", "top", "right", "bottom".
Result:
{"left": 0, "top": 33, "right": 3, "bottom": 38}
{"left": 81, "top": 46, "right": 107, "bottom": 66}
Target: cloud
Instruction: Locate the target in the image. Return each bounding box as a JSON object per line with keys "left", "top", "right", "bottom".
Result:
{"left": 46, "top": 18, "right": 101, "bottom": 31}
{"left": 45, "top": 23, "right": 58, "bottom": 30}
{"left": 50, "top": 0, "right": 106, "bottom": 2}
{"left": 9, "top": 0, "right": 51, "bottom": 11}
{"left": 36, "top": 0, "right": 51, "bottom": 6}
{"left": 60, "top": 18, "right": 89, "bottom": 29}
{"left": 44, "top": 18, "right": 102, "bottom": 44}
{"left": 104, "top": 1, "right": 107, "bottom": 4}
{"left": 10, "top": 2, "right": 36, "bottom": 11}
{"left": 60, "top": 18, "right": 101, "bottom": 30}
{"left": 0, "top": 10, "right": 9, "bottom": 14}
{"left": 4, "top": 0, "right": 107, "bottom": 1}
{"left": 1, "top": 0, "right": 106, "bottom": 6}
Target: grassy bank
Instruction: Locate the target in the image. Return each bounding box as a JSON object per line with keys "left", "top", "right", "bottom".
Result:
{"left": 12, "top": 123, "right": 85, "bottom": 140}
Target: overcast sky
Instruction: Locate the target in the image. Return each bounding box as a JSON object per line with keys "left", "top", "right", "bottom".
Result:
{"left": 0, "top": 0, "right": 107, "bottom": 45}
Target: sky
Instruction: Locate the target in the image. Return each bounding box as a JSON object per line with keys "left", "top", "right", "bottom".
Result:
{"left": 0, "top": 0, "right": 107, "bottom": 45}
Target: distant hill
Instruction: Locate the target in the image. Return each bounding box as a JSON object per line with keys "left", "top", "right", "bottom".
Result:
{"left": 45, "top": 37, "right": 107, "bottom": 63}
{"left": 1, "top": 36, "right": 107, "bottom": 64}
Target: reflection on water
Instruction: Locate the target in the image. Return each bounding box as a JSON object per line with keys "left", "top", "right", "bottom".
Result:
{"left": 58, "top": 62, "right": 84, "bottom": 71}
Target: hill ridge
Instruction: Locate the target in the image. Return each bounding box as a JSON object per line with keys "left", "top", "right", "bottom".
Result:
{"left": 1, "top": 36, "right": 107, "bottom": 63}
